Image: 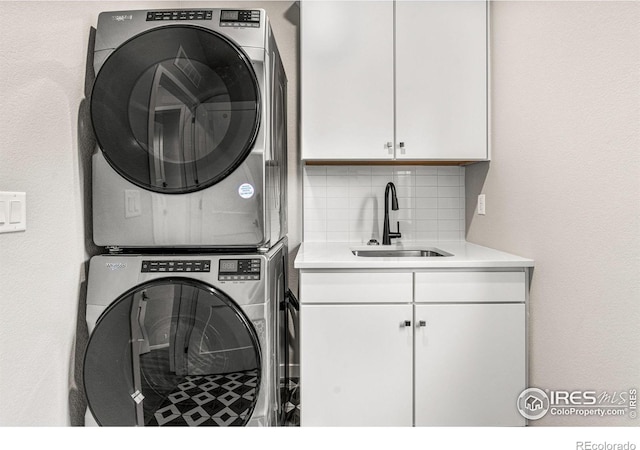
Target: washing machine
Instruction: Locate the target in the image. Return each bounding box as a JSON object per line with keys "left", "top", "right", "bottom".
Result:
{"left": 82, "top": 240, "right": 287, "bottom": 426}
{"left": 90, "top": 8, "right": 287, "bottom": 249}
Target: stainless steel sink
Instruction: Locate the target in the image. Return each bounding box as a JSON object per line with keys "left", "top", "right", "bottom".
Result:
{"left": 351, "top": 248, "right": 453, "bottom": 257}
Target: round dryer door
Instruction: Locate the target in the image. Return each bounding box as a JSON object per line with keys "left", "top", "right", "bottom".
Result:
{"left": 84, "top": 278, "right": 261, "bottom": 426}
{"left": 91, "top": 25, "right": 261, "bottom": 194}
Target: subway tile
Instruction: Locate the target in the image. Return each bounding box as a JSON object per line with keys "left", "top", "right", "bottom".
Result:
{"left": 438, "top": 220, "right": 461, "bottom": 231}
{"left": 348, "top": 166, "right": 372, "bottom": 175}
{"left": 437, "top": 186, "right": 460, "bottom": 198}
{"left": 304, "top": 165, "right": 327, "bottom": 176}
{"left": 371, "top": 166, "right": 394, "bottom": 176}
{"left": 437, "top": 175, "right": 460, "bottom": 187}
{"left": 393, "top": 166, "right": 414, "bottom": 176}
{"left": 415, "top": 231, "right": 439, "bottom": 241}
{"left": 305, "top": 220, "right": 327, "bottom": 232}
{"left": 326, "top": 186, "right": 347, "bottom": 198}
{"left": 326, "top": 175, "right": 349, "bottom": 187}
{"left": 393, "top": 174, "right": 415, "bottom": 187}
{"left": 416, "top": 220, "right": 438, "bottom": 232}
{"left": 301, "top": 165, "right": 466, "bottom": 243}
{"left": 415, "top": 175, "right": 438, "bottom": 187}
{"left": 326, "top": 220, "right": 350, "bottom": 232}
{"left": 303, "top": 175, "right": 327, "bottom": 188}
{"left": 326, "top": 231, "right": 349, "bottom": 242}
{"left": 397, "top": 197, "right": 415, "bottom": 210}
{"left": 415, "top": 197, "right": 438, "bottom": 209}
{"left": 304, "top": 208, "right": 327, "bottom": 222}
{"left": 348, "top": 175, "right": 372, "bottom": 188}
{"left": 437, "top": 166, "right": 460, "bottom": 175}
{"left": 303, "top": 195, "right": 326, "bottom": 210}
{"left": 415, "top": 209, "right": 438, "bottom": 220}
{"left": 438, "top": 197, "right": 460, "bottom": 209}
{"left": 415, "top": 186, "right": 438, "bottom": 198}
{"left": 438, "top": 231, "right": 462, "bottom": 241}
{"left": 438, "top": 209, "right": 460, "bottom": 220}
{"left": 326, "top": 197, "right": 350, "bottom": 209}
{"left": 393, "top": 186, "right": 414, "bottom": 198}
{"left": 416, "top": 166, "right": 438, "bottom": 175}
{"left": 303, "top": 184, "right": 326, "bottom": 198}
{"left": 304, "top": 231, "right": 327, "bottom": 242}
{"left": 372, "top": 175, "right": 393, "bottom": 189}
{"left": 326, "top": 166, "right": 349, "bottom": 175}
{"left": 349, "top": 231, "right": 371, "bottom": 244}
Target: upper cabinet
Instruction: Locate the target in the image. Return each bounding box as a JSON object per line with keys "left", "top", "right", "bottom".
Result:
{"left": 301, "top": 0, "right": 488, "bottom": 162}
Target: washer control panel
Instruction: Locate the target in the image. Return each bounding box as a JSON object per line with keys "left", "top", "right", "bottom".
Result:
{"left": 141, "top": 260, "right": 211, "bottom": 273}
{"left": 146, "top": 10, "right": 213, "bottom": 21}
{"left": 218, "top": 259, "right": 261, "bottom": 281}
{"left": 219, "top": 10, "right": 261, "bottom": 28}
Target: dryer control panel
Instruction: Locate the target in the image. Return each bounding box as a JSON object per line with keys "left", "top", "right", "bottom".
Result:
{"left": 146, "top": 10, "right": 213, "bottom": 21}
{"left": 220, "top": 10, "right": 261, "bottom": 28}
{"left": 141, "top": 260, "right": 211, "bottom": 272}
{"left": 218, "top": 259, "right": 261, "bottom": 281}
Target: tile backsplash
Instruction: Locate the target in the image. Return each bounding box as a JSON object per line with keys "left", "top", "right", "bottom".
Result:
{"left": 303, "top": 165, "right": 466, "bottom": 243}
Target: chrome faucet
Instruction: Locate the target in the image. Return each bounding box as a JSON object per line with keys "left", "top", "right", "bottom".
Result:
{"left": 382, "top": 182, "right": 402, "bottom": 245}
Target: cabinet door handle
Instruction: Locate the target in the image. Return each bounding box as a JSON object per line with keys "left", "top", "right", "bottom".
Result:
{"left": 386, "top": 141, "right": 394, "bottom": 155}
{"left": 399, "top": 142, "right": 406, "bottom": 155}
{"left": 417, "top": 320, "right": 426, "bottom": 327}
{"left": 400, "top": 320, "right": 411, "bottom": 328}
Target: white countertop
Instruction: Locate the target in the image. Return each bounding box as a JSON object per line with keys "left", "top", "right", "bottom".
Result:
{"left": 294, "top": 241, "right": 534, "bottom": 269}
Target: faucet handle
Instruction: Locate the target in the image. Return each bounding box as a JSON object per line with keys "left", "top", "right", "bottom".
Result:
{"left": 389, "top": 222, "right": 402, "bottom": 240}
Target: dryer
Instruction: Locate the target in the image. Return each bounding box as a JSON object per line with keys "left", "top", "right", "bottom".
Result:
{"left": 90, "top": 8, "right": 287, "bottom": 249}
{"left": 83, "top": 240, "right": 287, "bottom": 426}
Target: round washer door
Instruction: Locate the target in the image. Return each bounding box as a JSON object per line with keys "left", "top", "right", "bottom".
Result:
{"left": 91, "top": 25, "right": 261, "bottom": 194}
{"left": 84, "top": 278, "right": 261, "bottom": 426}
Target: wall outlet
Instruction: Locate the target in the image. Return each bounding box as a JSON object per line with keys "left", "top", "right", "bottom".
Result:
{"left": 477, "top": 194, "right": 486, "bottom": 215}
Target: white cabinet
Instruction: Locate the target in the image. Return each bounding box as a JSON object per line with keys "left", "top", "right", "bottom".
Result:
{"left": 395, "top": 1, "right": 487, "bottom": 160}
{"left": 414, "top": 303, "right": 526, "bottom": 426}
{"left": 301, "top": 0, "right": 487, "bottom": 161}
{"left": 300, "top": 304, "right": 413, "bottom": 426}
{"left": 301, "top": 1, "right": 394, "bottom": 160}
{"left": 299, "top": 269, "right": 527, "bottom": 426}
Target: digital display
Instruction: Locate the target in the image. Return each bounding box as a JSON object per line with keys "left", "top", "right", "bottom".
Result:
{"left": 221, "top": 10, "right": 239, "bottom": 21}
{"left": 220, "top": 260, "right": 238, "bottom": 272}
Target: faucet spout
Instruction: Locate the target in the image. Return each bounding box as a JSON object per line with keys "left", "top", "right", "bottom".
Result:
{"left": 382, "top": 182, "right": 402, "bottom": 245}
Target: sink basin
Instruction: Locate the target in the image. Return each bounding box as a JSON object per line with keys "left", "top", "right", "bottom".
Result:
{"left": 351, "top": 248, "right": 453, "bottom": 258}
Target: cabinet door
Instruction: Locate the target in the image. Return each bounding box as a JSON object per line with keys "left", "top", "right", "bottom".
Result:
{"left": 300, "top": 304, "right": 413, "bottom": 426}
{"left": 414, "top": 303, "right": 526, "bottom": 426}
{"left": 301, "top": 1, "right": 394, "bottom": 160}
{"left": 395, "top": 1, "right": 487, "bottom": 160}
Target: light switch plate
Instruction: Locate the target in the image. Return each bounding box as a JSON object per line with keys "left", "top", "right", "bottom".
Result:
{"left": 477, "top": 194, "right": 486, "bottom": 215}
{"left": 0, "top": 192, "right": 26, "bottom": 233}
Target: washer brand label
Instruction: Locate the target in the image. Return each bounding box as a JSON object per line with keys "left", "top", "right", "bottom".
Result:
{"left": 106, "top": 262, "right": 127, "bottom": 271}
{"left": 238, "top": 183, "right": 255, "bottom": 199}
{"left": 112, "top": 14, "right": 133, "bottom": 21}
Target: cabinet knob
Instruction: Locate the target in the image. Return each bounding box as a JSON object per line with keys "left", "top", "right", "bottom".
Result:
{"left": 417, "top": 320, "right": 426, "bottom": 327}
{"left": 399, "top": 142, "right": 406, "bottom": 155}
{"left": 400, "top": 320, "right": 411, "bottom": 328}
{"left": 386, "top": 142, "right": 394, "bottom": 154}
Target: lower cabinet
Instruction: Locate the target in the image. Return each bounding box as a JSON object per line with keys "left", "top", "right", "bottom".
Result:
{"left": 300, "top": 304, "right": 413, "bottom": 426}
{"left": 414, "top": 303, "right": 526, "bottom": 426}
{"left": 299, "top": 270, "right": 528, "bottom": 426}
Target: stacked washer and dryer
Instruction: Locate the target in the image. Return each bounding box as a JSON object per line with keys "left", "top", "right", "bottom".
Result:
{"left": 83, "top": 8, "right": 288, "bottom": 427}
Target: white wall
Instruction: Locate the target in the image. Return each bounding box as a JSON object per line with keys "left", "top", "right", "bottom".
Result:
{"left": 466, "top": 0, "right": 640, "bottom": 426}
{"left": 0, "top": 0, "right": 299, "bottom": 426}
